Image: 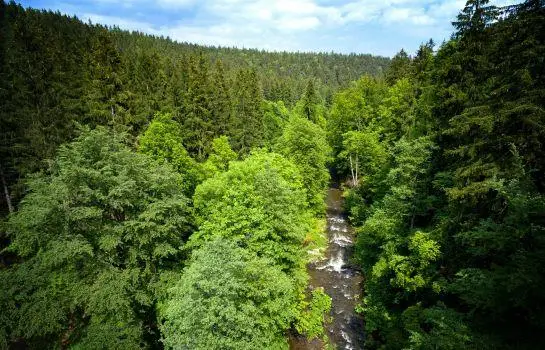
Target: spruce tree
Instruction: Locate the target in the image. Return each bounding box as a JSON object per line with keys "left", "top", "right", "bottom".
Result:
{"left": 230, "top": 68, "right": 264, "bottom": 154}
{"left": 209, "top": 59, "right": 232, "bottom": 136}
{"left": 84, "top": 29, "right": 128, "bottom": 128}
{"left": 181, "top": 52, "right": 213, "bottom": 159}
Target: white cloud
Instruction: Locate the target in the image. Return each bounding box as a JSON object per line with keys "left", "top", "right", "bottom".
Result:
{"left": 383, "top": 7, "right": 435, "bottom": 25}
{"left": 77, "top": 0, "right": 522, "bottom": 56}
{"left": 156, "top": 0, "right": 198, "bottom": 9}
{"left": 82, "top": 13, "right": 159, "bottom": 33}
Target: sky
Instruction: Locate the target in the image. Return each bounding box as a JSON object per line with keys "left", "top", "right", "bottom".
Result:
{"left": 18, "top": 0, "right": 519, "bottom": 57}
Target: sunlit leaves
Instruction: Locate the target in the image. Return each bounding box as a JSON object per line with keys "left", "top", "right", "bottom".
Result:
{"left": 161, "top": 239, "right": 296, "bottom": 350}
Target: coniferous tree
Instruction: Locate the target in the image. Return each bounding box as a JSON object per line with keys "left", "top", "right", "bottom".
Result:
{"left": 385, "top": 49, "right": 411, "bottom": 85}
{"left": 297, "top": 79, "right": 323, "bottom": 125}
{"left": 181, "top": 52, "right": 213, "bottom": 159}
{"left": 231, "top": 68, "right": 264, "bottom": 154}
{"left": 84, "top": 29, "right": 128, "bottom": 128}
{"left": 209, "top": 59, "right": 233, "bottom": 136}
{"left": 452, "top": 0, "right": 499, "bottom": 38}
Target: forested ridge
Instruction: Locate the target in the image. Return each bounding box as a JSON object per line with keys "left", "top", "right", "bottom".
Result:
{"left": 0, "top": 0, "right": 388, "bottom": 198}
{"left": 1, "top": 0, "right": 545, "bottom": 349}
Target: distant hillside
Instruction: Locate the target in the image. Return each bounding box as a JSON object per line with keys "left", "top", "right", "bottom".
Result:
{"left": 112, "top": 29, "right": 390, "bottom": 105}
{"left": 0, "top": 1, "right": 388, "bottom": 197}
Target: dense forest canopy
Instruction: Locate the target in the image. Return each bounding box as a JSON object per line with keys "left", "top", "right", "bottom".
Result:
{"left": 1, "top": 0, "right": 545, "bottom": 349}
{"left": 0, "top": 0, "right": 389, "bottom": 202}
{"left": 335, "top": 1, "right": 545, "bottom": 348}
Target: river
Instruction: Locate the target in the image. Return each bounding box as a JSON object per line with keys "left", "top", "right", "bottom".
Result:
{"left": 290, "top": 187, "right": 365, "bottom": 349}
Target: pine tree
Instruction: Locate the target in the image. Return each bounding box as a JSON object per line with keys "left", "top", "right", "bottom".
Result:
{"left": 385, "top": 49, "right": 411, "bottom": 85}
{"left": 230, "top": 68, "right": 264, "bottom": 154}
{"left": 452, "top": 0, "right": 498, "bottom": 38}
{"left": 209, "top": 59, "right": 232, "bottom": 136}
{"left": 84, "top": 29, "right": 128, "bottom": 128}
{"left": 297, "top": 79, "right": 322, "bottom": 124}
{"left": 181, "top": 52, "right": 213, "bottom": 159}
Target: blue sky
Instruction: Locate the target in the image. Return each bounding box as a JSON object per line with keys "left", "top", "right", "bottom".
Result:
{"left": 18, "top": 0, "right": 518, "bottom": 57}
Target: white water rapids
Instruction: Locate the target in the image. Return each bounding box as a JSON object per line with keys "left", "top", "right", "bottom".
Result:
{"left": 291, "top": 188, "right": 364, "bottom": 350}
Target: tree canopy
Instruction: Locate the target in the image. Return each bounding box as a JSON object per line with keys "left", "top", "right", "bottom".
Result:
{"left": 1, "top": 128, "right": 193, "bottom": 348}
{"left": 1, "top": 0, "right": 544, "bottom": 349}
{"left": 160, "top": 239, "right": 296, "bottom": 350}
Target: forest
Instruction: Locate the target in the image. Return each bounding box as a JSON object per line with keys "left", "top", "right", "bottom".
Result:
{"left": 0, "top": 0, "right": 544, "bottom": 349}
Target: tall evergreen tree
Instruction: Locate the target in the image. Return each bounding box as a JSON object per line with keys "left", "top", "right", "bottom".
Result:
{"left": 84, "top": 29, "right": 128, "bottom": 128}
{"left": 181, "top": 52, "right": 213, "bottom": 159}
{"left": 452, "top": 0, "right": 498, "bottom": 37}
{"left": 297, "top": 79, "right": 323, "bottom": 125}
{"left": 385, "top": 49, "right": 411, "bottom": 85}
{"left": 231, "top": 68, "right": 264, "bottom": 154}
{"left": 209, "top": 59, "right": 232, "bottom": 136}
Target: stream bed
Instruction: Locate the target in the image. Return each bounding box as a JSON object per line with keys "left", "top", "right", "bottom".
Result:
{"left": 290, "top": 187, "right": 364, "bottom": 349}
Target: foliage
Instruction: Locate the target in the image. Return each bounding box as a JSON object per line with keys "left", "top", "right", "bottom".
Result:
{"left": 1, "top": 128, "right": 193, "bottom": 348}
{"left": 160, "top": 239, "right": 296, "bottom": 350}
{"left": 339, "top": 129, "right": 388, "bottom": 189}
{"left": 303, "top": 218, "right": 328, "bottom": 263}
{"left": 275, "top": 115, "right": 332, "bottom": 214}
{"left": 328, "top": 76, "right": 388, "bottom": 176}
{"left": 191, "top": 151, "right": 311, "bottom": 276}
{"left": 2, "top": 1, "right": 545, "bottom": 349}
{"left": 0, "top": 1, "right": 389, "bottom": 212}
{"left": 230, "top": 68, "right": 264, "bottom": 154}
{"left": 138, "top": 112, "right": 202, "bottom": 195}
{"left": 295, "top": 288, "right": 332, "bottom": 340}
{"left": 294, "top": 79, "right": 326, "bottom": 127}
{"left": 338, "top": 2, "right": 545, "bottom": 348}
{"left": 262, "top": 100, "right": 290, "bottom": 148}
{"left": 201, "top": 135, "right": 238, "bottom": 178}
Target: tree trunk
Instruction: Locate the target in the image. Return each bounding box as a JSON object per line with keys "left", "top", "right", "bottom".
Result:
{"left": 349, "top": 154, "right": 355, "bottom": 186}
{"left": 0, "top": 164, "right": 14, "bottom": 214}
{"left": 355, "top": 154, "right": 359, "bottom": 184}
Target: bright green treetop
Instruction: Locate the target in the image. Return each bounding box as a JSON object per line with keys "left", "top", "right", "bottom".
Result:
{"left": 191, "top": 151, "right": 310, "bottom": 276}
{"left": 275, "top": 115, "right": 331, "bottom": 214}
{"left": 160, "top": 238, "right": 296, "bottom": 350}
{"left": 139, "top": 112, "right": 202, "bottom": 195}
{"left": 201, "top": 135, "right": 238, "bottom": 178}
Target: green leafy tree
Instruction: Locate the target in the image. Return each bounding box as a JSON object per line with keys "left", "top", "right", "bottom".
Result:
{"left": 276, "top": 115, "right": 331, "bottom": 214}
{"left": 201, "top": 135, "right": 238, "bottom": 178}
{"left": 353, "top": 137, "right": 443, "bottom": 348}
{"left": 1, "top": 128, "right": 193, "bottom": 348}
{"left": 191, "top": 151, "right": 310, "bottom": 276}
{"left": 138, "top": 112, "right": 202, "bottom": 195}
{"left": 160, "top": 239, "right": 297, "bottom": 350}
{"left": 295, "top": 288, "right": 332, "bottom": 340}
{"left": 262, "top": 100, "right": 289, "bottom": 148}
{"left": 339, "top": 130, "right": 388, "bottom": 188}
{"left": 328, "top": 76, "right": 388, "bottom": 172}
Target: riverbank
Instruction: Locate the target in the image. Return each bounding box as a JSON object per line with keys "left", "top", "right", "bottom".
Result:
{"left": 291, "top": 188, "right": 365, "bottom": 350}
